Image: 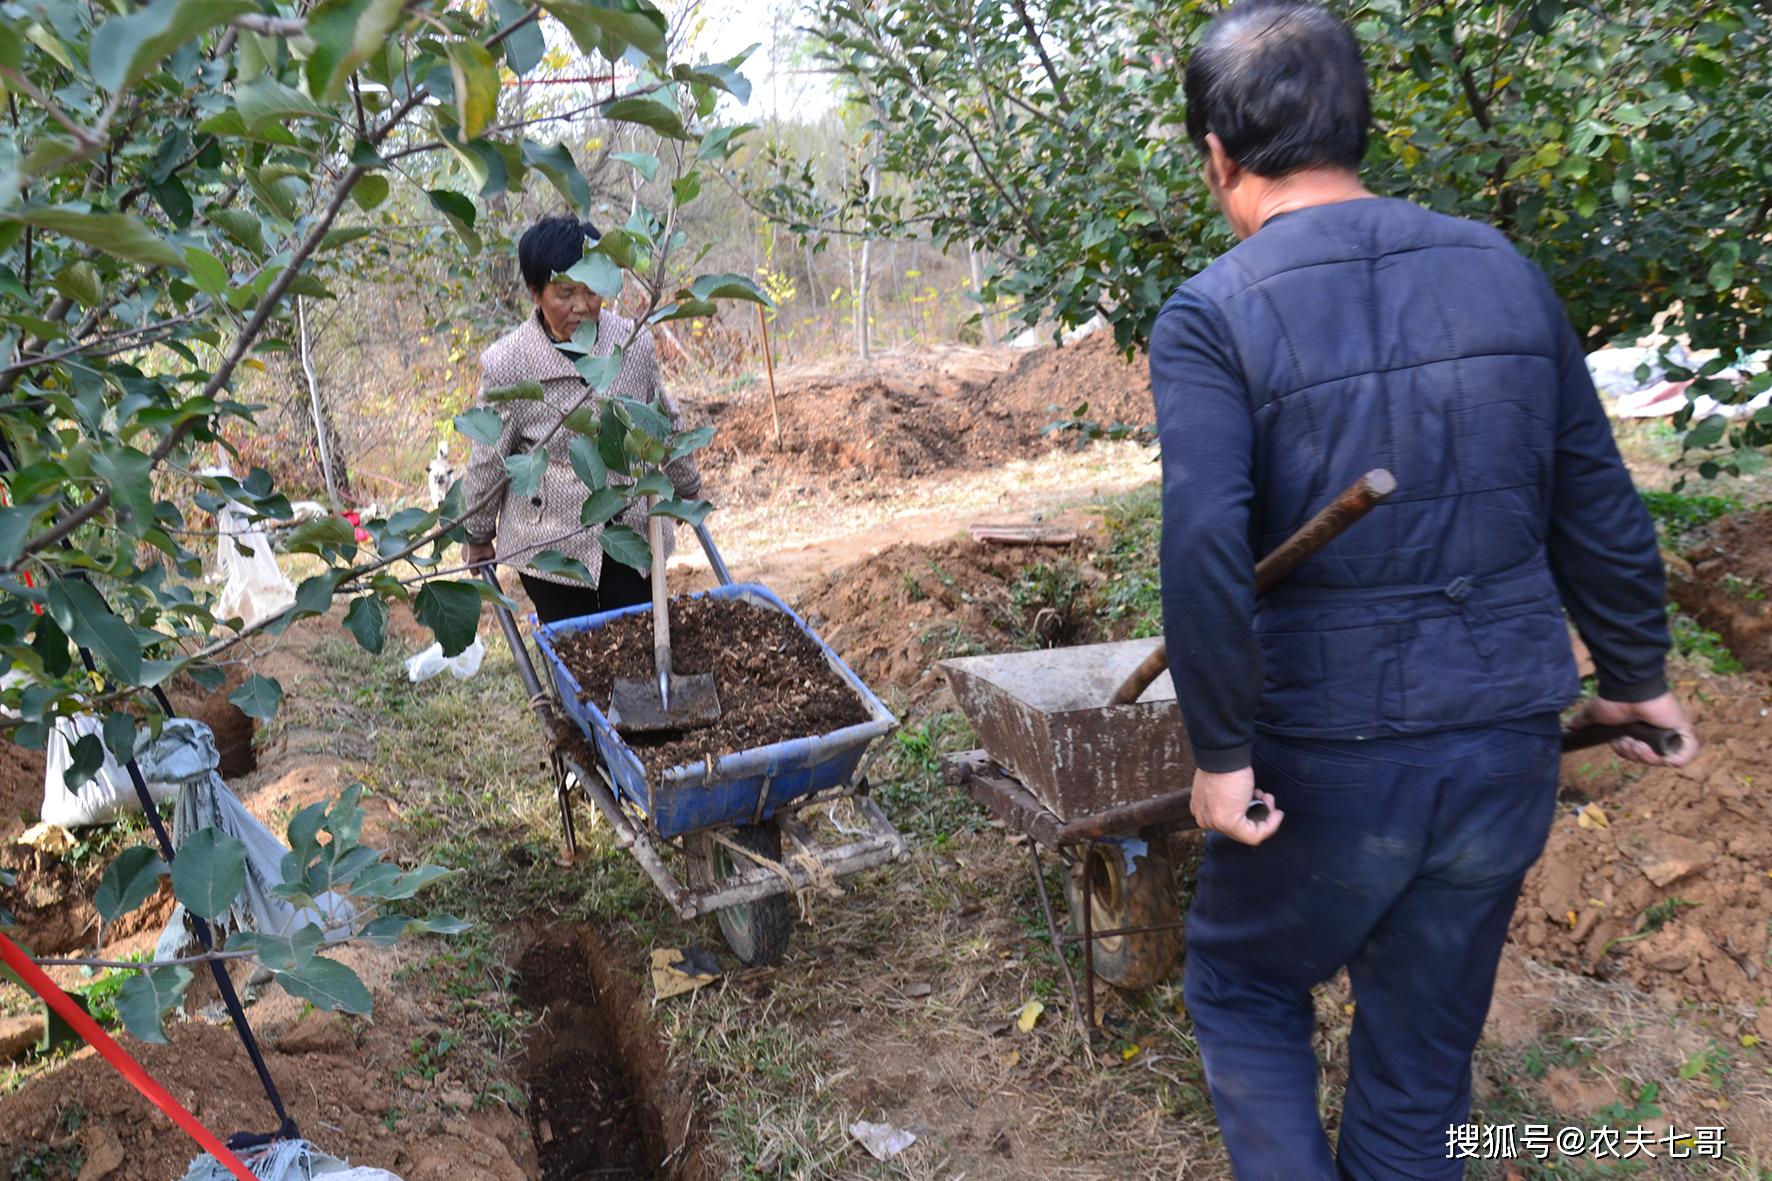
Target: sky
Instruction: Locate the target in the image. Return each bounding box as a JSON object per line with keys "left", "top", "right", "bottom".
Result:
{"left": 688, "top": 0, "right": 839, "bottom": 122}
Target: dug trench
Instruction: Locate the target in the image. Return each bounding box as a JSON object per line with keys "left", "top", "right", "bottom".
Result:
{"left": 513, "top": 925, "right": 715, "bottom": 1181}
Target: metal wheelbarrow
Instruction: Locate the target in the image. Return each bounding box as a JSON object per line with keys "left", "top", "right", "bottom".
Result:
{"left": 485, "top": 523, "right": 907, "bottom": 966}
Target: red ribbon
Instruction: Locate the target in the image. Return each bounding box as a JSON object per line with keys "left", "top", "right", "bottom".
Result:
{"left": 0, "top": 933, "right": 259, "bottom": 1181}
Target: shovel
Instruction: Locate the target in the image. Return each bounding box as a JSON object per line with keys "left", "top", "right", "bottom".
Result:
{"left": 608, "top": 497, "right": 723, "bottom": 734}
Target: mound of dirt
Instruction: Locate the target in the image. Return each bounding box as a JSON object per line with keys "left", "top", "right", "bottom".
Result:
{"left": 0, "top": 740, "right": 45, "bottom": 844}
{"left": 1671, "top": 507, "right": 1772, "bottom": 671}
{"left": 698, "top": 334, "right": 1149, "bottom": 497}
{"left": 794, "top": 534, "right": 1110, "bottom": 696}
{"left": 1516, "top": 672, "right": 1772, "bottom": 1009}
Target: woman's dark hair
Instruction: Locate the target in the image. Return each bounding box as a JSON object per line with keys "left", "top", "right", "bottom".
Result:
{"left": 1183, "top": 0, "right": 1370, "bottom": 178}
{"left": 517, "top": 214, "right": 601, "bottom": 292}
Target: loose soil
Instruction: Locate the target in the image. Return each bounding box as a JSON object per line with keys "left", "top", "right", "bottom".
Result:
{"left": 1670, "top": 506, "right": 1772, "bottom": 672}
{"left": 1515, "top": 668, "right": 1772, "bottom": 1010}
{"left": 794, "top": 533, "right": 1112, "bottom": 697}
{"left": 696, "top": 333, "right": 1150, "bottom": 503}
{"left": 553, "top": 597, "right": 869, "bottom": 778}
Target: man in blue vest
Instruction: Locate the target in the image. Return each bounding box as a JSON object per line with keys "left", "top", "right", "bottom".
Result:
{"left": 1153, "top": 3, "right": 1700, "bottom": 1177}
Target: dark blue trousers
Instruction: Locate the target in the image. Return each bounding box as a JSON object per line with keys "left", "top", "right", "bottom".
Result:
{"left": 1183, "top": 719, "right": 1562, "bottom": 1181}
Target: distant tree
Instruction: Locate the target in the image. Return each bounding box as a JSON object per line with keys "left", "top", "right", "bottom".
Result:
{"left": 763, "top": 0, "right": 1772, "bottom": 477}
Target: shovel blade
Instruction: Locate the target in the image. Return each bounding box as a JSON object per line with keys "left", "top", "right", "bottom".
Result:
{"left": 609, "top": 673, "right": 723, "bottom": 734}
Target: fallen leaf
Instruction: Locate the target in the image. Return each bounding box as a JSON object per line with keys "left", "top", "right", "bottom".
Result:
{"left": 1567, "top": 910, "right": 1579, "bottom": 929}
{"left": 904, "top": 982, "right": 933, "bottom": 999}
{"left": 848, "top": 1119, "right": 916, "bottom": 1162}
{"left": 1342, "top": 1003, "right": 1355, "bottom": 1016}
{"left": 1002, "top": 1049, "right": 1020, "bottom": 1067}
{"left": 1016, "top": 1000, "right": 1044, "bottom": 1033}
{"left": 1742, "top": 1035, "right": 1761, "bottom": 1048}
{"left": 1120, "top": 1043, "right": 1141, "bottom": 1061}
{"left": 1577, "top": 802, "right": 1610, "bottom": 830}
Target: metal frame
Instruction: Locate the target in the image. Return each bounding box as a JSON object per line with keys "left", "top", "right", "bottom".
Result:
{"left": 482, "top": 524, "right": 907, "bottom": 925}
{"left": 943, "top": 748, "right": 1193, "bottom": 1048}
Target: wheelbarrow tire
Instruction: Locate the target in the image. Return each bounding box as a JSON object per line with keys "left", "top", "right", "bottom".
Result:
{"left": 693, "top": 823, "right": 792, "bottom": 967}
{"left": 1062, "top": 834, "right": 1181, "bottom": 991}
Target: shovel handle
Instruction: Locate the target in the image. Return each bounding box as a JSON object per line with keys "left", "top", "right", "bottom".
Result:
{"left": 1107, "top": 468, "right": 1397, "bottom": 706}
{"left": 648, "top": 498, "right": 671, "bottom": 705}
{"left": 1561, "top": 723, "right": 1685, "bottom": 758}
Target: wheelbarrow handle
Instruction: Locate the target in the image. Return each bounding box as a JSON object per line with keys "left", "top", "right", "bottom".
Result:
{"left": 479, "top": 565, "right": 549, "bottom": 717}
{"left": 1107, "top": 468, "right": 1397, "bottom": 707}
{"left": 694, "top": 522, "right": 735, "bottom": 587}
{"left": 1561, "top": 723, "right": 1685, "bottom": 758}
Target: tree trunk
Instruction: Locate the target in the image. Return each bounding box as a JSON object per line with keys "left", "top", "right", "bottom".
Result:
{"left": 803, "top": 237, "right": 821, "bottom": 308}
{"left": 297, "top": 297, "right": 343, "bottom": 510}
{"left": 856, "top": 159, "right": 879, "bottom": 361}
{"left": 969, "top": 244, "right": 998, "bottom": 345}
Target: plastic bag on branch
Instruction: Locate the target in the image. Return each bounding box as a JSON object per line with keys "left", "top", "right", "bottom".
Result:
{"left": 404, "top": 637, "right": 485, "bottom": 683}
{"left": 41, "top": 715, "right": 187, "bottom": 829}
{"left": 156, "top": 723, "right": 354, "bottom": 961}
{"left": 178, "top": 1139, "right": 403, "bottom": 1181}
{"left": 204, "top": 466, "right": 296, "bottom": 630}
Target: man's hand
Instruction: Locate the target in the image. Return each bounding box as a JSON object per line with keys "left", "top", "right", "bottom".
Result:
{"left": 465, "top": 539, "right": 495, "bottom": 568}
{"left": 1567, "top": 691, "right": 1699, "bottom": 768}
{"left": 1190, "top": 766, "right": 1284, "bottom": 846}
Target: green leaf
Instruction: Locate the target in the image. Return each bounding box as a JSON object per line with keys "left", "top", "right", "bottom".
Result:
{"left": 668, "top": 425, "right": 715, "bottom": 459}
{"left": 493, "top": 0, "right": 546, "bottom": 74}
{"left": 454, "top": 407, "right": 505, "bottom": 445}
{"left": 169, "top": 828, "right": 248, "bottom": 921}
{"left": 52, "top": 260, "right": 102, "bottom": 307}
{"left": 603, "top": 96, "right": 691, "bottom": 140}
{"left": 529, "top": 550, "right": 594, "bottom": 583}
{"left": 235, "top": 75, "right": 332, "bottom": 132}
{"left": 343, "top": 595, "right": 388, "bottom": 654}
{"left": 0, "top": 504, "right": 38, "bottom": 567}
{"left": 689, "top": 272, "right": 769, "bottom": 305}
{"left": 1685, "top": 414, "right": 1728, "bottom": 451}
{"left": 102, "top": 711, "right": 137, "bottom": 763}
{"left": 208, "top": 209, "right": 266, "bottom": 256}
{"left": 485, "top": 380, "right": 545, "bottom": 402}
{"left": 630, "top": 471, "right": 673, "bottom": 499}
{"left": 182, "top": 246, "right": 228, "bottom": 298}
{"left": 413, "top": 580, "right": 482, "bottom": 657}
{"left": 597, "top": 523, "right": 651, "bottom": 571}
{"left": 504, "top": 451, "right": 547, "bottom": 498}
{"left": 651, "top": 497, "right": 711, "bottom": 527}
{"left": 522, "top": 141, "right": 591, "bottom": 213}
{"left": 89, "top": 0, "right": 253, "bottom": 92}
{"left": 360, "top": 912, "right": 472, "bottom": 944}
{"left": 579, "top": 486, "right": 628, "bottom": 527}
{"left": 305, "top": 0, "right": 409, "bottom": 101}
{"left": 564, "top": 254, "right": 624, "bottom": 300}
{"left": 228, "top": 674, "right": 284, "bottom": 720}
{"left": 294, "top": 573, "right": 337, "bottom": 619}
{"left": 574, "top": 352, "right": 623, "bottom": 392}
{"left": 63, "top": 732, "right": 106, "bottom": 790}
{"left": 276, "top": 955, "right": 373, "bottom": 1014}
{"left": 446, "top": 40, "right": 500, "bottom": 141}
{"left": 616, "top": 397, "right": 672, "bottom": 439}
{"left": 672, "top": 172, "right": 702, "bottom": 205}
{"left": 611, "top": 151, "right": 659, "bottom": 181}
{"left": 227, "top": 925, "right": 324, "bottom": 972}
{"left": 568, "top": 436, "right": 608, "bottom": 489}
{"left": 674, "top": 60, "right": 752, "bottom": 105}
{"left": 352, "top": 174, "right": 391, "bottom": 212}
{"left": 46, "top": 580, "right": 142, "bottom": 685}
{"left": 116, "top": 967, "right": 193, "bottom": 1045}
{"left": 95, "top": 846, "right": 166, "bottom": 923}
{"left": 426, "top": 189, "right": 481, "bottom": 252}
{"left": 540, "top": 0, "right": 669, "bottom": 64}
{"left": 1, "top": 207, "right": 181, "bottom": 268}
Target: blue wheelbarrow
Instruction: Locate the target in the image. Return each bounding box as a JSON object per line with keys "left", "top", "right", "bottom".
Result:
{"left": 485, "top": 524, "right": 906, "bottom": 965}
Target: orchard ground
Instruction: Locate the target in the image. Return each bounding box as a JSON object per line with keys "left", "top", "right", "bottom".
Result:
{"left": 4, "top": 336, "right": 1772, "bottom": 1180}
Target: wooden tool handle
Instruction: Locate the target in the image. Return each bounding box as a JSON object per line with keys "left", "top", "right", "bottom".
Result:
{"left": 1561, "top": 723, "right": 1684, "bottom": 758}
{"left": 1106, "top": 468, "right": 1397, "bottom": 706}
{"left": 647, "top": 496, "right": 670, "bottom": 683}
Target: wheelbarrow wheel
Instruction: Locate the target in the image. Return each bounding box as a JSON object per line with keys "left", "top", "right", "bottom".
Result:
{"left": 1062, "top": 834, "right": 1181, "bottom": 990}
{"left": 692, "top": 823, "right": 792, "bottom": 967}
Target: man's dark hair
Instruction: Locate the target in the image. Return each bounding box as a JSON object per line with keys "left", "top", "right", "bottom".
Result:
{"left": 517, "top": 214, "right": 601, "bottom": 292}
{"left": 1183, "top": 0, "right": 1370, "bottom": 178}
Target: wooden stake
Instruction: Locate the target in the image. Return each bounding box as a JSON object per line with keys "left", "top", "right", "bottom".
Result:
{"left": 757, "top": 304, "right": 783, "bottom": 449}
